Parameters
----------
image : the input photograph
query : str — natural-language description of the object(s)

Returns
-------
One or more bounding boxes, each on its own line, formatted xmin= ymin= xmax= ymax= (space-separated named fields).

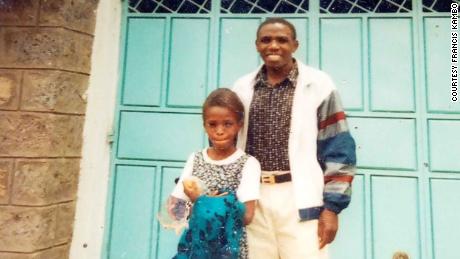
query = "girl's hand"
xmin=243 ymin=200 xmax=256 ymax=225
xmin=183 ymin=180 xmax=202 ymax=202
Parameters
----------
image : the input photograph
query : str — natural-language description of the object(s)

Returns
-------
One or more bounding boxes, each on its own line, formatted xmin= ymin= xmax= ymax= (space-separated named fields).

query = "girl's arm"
xmin=171 ymin=153 xmax=195 ymax=201
xmin=237 ymin=156 xmax=261 ymax=225
xmin=167 ymin=153 xmax=195 ymax=219
xmin=243 ymin=200 xmax=256 ymax=225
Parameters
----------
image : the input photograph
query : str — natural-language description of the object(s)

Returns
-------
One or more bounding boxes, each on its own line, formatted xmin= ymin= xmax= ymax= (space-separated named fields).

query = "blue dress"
xmin=173 ymin=152 xmax=249 ymax=259
xmin=174 ymin=193 xmax=245 ymax=259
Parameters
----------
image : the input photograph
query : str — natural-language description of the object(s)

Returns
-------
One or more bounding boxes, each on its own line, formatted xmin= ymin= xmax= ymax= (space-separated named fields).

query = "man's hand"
xmin=318 ymin=208 xmax=338 ymax=249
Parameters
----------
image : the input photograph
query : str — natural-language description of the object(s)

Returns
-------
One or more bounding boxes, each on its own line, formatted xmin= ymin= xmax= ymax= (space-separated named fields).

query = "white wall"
xmin=70 ymin=0 xmax=121 ymax=258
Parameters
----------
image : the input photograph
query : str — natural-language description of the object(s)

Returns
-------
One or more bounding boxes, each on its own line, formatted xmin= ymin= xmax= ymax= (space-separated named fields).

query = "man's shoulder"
xmin=231 ymin=69 xmax=260 ymax=94
xmin=233 ymin=69 xmax=259 ymax=86
xmin=298 ymin=61 xmax=332 ymax=80
xmin=297 ymin=61 xmax=337 ymax=91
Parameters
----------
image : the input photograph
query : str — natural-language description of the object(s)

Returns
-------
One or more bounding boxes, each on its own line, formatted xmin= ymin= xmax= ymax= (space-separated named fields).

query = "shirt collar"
xmin=255 ymin=59 xmax=298 ymax=88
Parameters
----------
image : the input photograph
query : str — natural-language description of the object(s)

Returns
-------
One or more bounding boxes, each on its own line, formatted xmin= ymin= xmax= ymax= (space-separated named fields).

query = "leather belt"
xmin=260 ymin=173 xmax=292 ymax=184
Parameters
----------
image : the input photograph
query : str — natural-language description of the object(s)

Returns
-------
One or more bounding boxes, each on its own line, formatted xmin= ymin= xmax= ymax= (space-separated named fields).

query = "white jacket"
xmin=233 ymin=61 xmax=345 ymax=220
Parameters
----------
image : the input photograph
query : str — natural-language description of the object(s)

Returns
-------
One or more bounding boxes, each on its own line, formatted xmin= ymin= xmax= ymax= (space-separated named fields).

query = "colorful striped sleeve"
xmin=317 ymin=90 xmax=357 ymax=214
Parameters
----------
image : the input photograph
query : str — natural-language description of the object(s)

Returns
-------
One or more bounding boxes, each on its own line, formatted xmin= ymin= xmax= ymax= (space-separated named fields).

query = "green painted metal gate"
xmin=104 ymin=0 xmax=460 ymax=258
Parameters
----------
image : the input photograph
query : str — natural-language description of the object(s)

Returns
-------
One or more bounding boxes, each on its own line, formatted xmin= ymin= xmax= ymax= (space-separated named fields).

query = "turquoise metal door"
xmin=105 ymin=1 xmax=460 ymax=258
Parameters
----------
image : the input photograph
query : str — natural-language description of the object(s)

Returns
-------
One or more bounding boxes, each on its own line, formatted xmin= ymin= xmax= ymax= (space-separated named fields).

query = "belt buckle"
xmin=261 ymin=175 xmax=275 ymax=184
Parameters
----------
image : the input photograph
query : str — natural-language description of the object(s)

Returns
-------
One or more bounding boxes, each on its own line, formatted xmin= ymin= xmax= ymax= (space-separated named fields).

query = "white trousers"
xmin=246 ymin=180 xmax=329 ymax=259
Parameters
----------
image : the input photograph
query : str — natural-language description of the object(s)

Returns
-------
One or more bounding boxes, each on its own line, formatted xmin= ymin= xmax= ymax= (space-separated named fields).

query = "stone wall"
xmin=0 ymin=0 xmax=99 ymax=258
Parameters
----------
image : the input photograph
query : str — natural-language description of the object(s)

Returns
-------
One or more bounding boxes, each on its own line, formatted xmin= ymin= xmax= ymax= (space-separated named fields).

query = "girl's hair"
xmin=202 ymin=88 xmax=244 ymax=122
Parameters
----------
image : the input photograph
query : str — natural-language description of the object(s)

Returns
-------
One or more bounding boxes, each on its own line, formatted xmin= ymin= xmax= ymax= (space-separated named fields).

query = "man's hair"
xmin=256 ymin=18 xmax=297 ymax=40
xmin=202 ymin=88 xmax=244 ymax=122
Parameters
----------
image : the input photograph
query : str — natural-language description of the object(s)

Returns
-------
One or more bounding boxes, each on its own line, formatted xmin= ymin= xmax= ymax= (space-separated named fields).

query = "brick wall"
xmin=0 ymin=0 xmax=99 ymax=258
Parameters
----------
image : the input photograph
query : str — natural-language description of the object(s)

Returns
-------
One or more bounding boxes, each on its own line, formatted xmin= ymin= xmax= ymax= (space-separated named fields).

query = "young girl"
xmin=166 ymin=88 xmax=261 ymax=259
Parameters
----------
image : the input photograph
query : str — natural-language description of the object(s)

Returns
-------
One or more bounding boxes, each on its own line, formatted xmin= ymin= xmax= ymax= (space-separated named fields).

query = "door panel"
xmin=428 ymin=120 xmax=460 ymax=172
xmin=424 ymin=17 xmax=460 ymax=113
xmin=369 ymin=18 xmax=415 ymax=112
xmin=109 ymin=165 xmax=157 ymax=259
xmin=329 ymin=175 xmax=366 ymax=259
xmin=168 ymin=18 xmax=210 ymax=107
xmin=349 ymin=118 xmax=417 ymax=170
xmin=320 ymin=18 xmax=363 ymax=110
xmin=117 ymin=112 xmax=203 ymax=160
xmin=219 ymin=18 xmax=260 ymax=86
xmin=372 ymin=176 xmax=420 ymax=259
xmin=155 ymin=167 xmax=183 ymax=259
xmin=123 ymin=18 xmax=165 ymax=106
xmin=430 ymin=179 xmax=460 ymax=259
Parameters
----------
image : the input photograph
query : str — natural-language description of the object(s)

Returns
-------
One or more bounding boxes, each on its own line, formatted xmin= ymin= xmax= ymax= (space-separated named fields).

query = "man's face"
xmin=256 ymin=23 xmax=299 ymax=70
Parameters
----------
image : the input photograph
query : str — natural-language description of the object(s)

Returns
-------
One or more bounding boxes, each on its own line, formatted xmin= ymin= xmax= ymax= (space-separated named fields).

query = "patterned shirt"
xmin=246 ymin=61 xmax=298 ymax=171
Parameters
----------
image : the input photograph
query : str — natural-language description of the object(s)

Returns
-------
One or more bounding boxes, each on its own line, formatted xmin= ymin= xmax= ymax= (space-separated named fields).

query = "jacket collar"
xmin=248 ymin=59 xmax=314 ymax=89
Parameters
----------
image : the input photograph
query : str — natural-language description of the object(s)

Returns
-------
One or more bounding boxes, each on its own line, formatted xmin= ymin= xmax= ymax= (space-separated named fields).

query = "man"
xmin=232 ymin=18 xmax=356 ymax=259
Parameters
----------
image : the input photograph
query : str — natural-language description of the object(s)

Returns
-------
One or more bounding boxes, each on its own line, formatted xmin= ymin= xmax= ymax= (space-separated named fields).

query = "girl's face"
xmin=203 ymin=106 xmax=242 ymax=151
